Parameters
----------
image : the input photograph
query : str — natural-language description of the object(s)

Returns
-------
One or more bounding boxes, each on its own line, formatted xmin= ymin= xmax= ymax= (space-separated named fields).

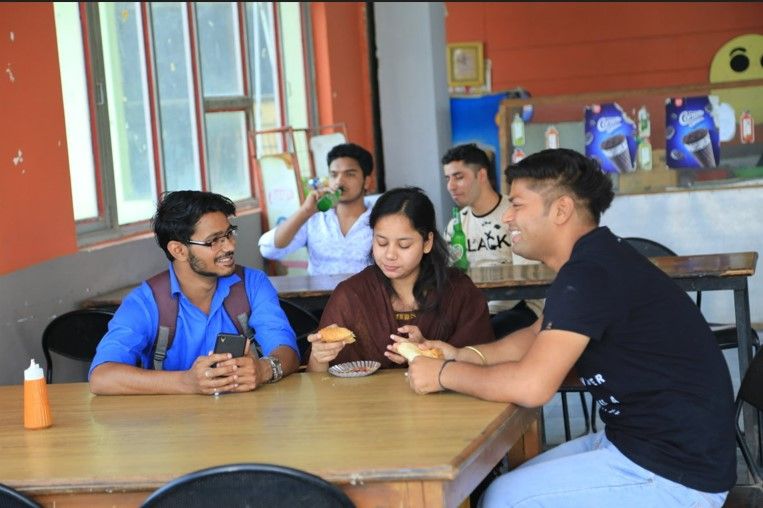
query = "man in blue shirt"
xmin=90 ymin=191 xmax=299 ymax=395
xmin=258 ymin=143 xmax=374 ymax=275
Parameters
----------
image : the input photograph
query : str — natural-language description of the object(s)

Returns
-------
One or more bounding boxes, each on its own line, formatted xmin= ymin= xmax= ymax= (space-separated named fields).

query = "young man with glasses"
xmin=89 ymin=191 xmax=299 ymax=395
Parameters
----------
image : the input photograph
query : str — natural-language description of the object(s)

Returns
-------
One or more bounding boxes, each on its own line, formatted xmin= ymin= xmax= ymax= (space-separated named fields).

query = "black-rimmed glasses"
xmin=186 ymin=225 xmax=238 ymax=249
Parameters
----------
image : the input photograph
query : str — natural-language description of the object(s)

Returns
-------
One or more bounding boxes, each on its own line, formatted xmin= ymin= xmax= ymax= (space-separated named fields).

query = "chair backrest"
xmin=0 ymin=483 xmax=41 ymax=508
xmin=141 ymin=463 xmax=355 ymax=508
xmin=278 ymin=299 xmax=319 ymax=364
xmin=622 ymin=237 xmax=701 ymax=307
xmin=41 ymin=308 xmax=115 ymax=383
xmin=622 ymin=237 xmax=678 ymax=257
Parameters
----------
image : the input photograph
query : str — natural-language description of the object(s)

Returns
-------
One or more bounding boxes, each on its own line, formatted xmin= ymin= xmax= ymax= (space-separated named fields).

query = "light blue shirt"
xmin=258 ymin=197 xmax=375 ymax=275
xmin=89 ymin=264 xmax=297 ymax=375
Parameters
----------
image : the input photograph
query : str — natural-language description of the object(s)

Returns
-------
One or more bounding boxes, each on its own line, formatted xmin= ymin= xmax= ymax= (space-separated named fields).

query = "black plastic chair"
xmin=41 ymin=308 xmax=115 ymax=383
xmin=141 ymin=463 xmax=355 ymax=508
xmin=735 ymin=347 xmax=763 ymax=485
xmin=623 ymin=237 xmax=760 ymax=354
xmin=0 ymin=484 xmax=41 ymax=507
xmin=622 ymin=236 xmax=678 ymax=258
xmin=556 ymin=370 xmax=596 ymax=443
xmin=279 ymin=299 xmax=319 ymax=365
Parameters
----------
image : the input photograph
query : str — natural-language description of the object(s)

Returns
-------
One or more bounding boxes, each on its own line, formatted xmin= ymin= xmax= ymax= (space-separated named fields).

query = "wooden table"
xmin=0 ymin=371 xmax=539 ymax=507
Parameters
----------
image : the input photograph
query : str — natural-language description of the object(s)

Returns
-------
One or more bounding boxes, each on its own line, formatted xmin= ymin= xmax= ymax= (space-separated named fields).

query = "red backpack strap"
xmin=146 ymin=270 xmax=177 ymax=370
xmin=224 ymin=265 xmax=255 ymax=349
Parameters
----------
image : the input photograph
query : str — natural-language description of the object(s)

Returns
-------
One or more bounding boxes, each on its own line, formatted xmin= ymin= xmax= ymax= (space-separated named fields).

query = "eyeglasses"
xmin=186 ymin=226 xmax=238 ymax=249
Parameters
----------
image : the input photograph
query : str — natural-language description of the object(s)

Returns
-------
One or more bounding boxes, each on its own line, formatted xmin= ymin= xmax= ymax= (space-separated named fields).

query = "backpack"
xmin=146 ymin=265 xmax=254 ymax=370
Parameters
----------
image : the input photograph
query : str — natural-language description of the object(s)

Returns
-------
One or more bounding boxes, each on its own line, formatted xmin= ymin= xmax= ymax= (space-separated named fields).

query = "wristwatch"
xmin=264 ymin=355 xmax=283 ymax=383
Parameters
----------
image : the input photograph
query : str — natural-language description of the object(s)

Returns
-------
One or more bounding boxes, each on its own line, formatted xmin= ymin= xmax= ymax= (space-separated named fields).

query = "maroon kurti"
xmin=318 ymin=266 xmax=495 ymax=369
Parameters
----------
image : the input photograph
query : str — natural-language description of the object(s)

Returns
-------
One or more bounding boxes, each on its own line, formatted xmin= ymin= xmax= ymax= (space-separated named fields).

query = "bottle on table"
xmin=449 ymin=207 xmax=469 ymax=271
xmin=24 ymin=359 xmax=52 ymax=430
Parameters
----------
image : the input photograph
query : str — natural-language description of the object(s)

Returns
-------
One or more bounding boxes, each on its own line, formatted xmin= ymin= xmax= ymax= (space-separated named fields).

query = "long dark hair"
xmin=369 ymin=187 xmax=450 ymax=312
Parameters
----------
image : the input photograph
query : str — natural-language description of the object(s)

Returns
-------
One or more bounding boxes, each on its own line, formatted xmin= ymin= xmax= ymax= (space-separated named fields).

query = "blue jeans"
xmin=480 ymin=431 xmax=728 ymax=508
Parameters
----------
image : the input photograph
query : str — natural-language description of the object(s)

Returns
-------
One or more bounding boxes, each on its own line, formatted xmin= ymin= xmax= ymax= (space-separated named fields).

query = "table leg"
xmin=735 ymin=283 xmax=760 ymax=480
xmin=508 ymin=417 xmax=540 ymax=468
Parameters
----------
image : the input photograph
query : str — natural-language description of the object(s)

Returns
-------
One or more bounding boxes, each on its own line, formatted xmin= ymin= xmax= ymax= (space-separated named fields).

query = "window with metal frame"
xmin=54 ymin=2 xmax=311 ymax=246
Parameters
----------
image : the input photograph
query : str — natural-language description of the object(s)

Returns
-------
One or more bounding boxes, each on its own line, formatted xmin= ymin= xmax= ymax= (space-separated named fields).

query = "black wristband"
xmin=438 ymin=359 xmax=455 ymax=391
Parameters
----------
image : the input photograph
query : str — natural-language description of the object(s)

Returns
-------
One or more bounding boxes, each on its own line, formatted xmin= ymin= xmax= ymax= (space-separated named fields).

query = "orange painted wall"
xmin=0 ymin=3 xmax=77 ymax=275
xmin=311 ymin=3 xmax=374 ymax=158
xmin=445 ymin=2 xmax=763 ymax=96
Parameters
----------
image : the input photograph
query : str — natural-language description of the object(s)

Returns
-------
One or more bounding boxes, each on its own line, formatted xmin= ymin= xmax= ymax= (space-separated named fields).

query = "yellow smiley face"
xmin=709 ymin=33 xmax=763 ymax=125
xmin=710 ymin=34 xmax=763 ymax=83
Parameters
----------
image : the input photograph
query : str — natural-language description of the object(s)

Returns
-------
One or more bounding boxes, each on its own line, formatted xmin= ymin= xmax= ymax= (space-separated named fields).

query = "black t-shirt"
xmin=543 ymin=227 xmax=736 ymax=493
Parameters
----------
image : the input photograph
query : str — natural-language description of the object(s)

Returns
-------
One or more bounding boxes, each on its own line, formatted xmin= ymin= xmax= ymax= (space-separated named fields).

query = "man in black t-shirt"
xmin=403 ymin=148 xmax=735 ymax=507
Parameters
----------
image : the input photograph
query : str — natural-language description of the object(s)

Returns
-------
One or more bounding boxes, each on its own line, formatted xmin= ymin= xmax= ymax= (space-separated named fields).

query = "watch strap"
xmin=265 ymin=355 xmax=283 ymax=383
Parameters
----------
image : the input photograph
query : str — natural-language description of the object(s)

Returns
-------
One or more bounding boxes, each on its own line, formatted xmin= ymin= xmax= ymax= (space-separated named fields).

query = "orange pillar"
xmin=310 ymin=2 xmax=374 ymax=155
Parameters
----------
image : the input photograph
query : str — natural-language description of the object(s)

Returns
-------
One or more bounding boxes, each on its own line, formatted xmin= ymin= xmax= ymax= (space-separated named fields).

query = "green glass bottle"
xmin=450 ymin=207 xmax=469 ymax=271
xmin=316 ymin=188 xmax=342 ymax=212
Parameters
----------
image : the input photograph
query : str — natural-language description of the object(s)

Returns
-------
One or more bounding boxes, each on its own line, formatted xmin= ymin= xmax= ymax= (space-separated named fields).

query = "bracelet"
xmin=438 ymin=359 xmax=455 ymax=391
xmin=464 ymin=346 xmax=487 ymax=365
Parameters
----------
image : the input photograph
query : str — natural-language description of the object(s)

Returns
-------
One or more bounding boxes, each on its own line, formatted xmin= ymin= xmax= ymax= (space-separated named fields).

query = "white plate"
xmin=328 ymin=361 xmax=381 ymax=378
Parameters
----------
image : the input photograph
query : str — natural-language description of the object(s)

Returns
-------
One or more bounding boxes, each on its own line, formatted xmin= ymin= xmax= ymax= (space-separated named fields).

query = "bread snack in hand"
xmin=318 ymin=325 xmax=356 ymax=344
xmin=396 ymin=342 xmax=444 ymax=363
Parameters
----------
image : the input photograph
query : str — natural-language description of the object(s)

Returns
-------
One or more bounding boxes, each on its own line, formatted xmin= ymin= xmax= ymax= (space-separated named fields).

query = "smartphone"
xmin=213 ymin=333 xmax=248 ymax=359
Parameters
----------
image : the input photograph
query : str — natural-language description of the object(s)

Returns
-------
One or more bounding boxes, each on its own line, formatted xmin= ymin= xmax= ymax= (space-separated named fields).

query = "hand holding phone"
xmin=213 ymin=333 xmax=248 ymax=365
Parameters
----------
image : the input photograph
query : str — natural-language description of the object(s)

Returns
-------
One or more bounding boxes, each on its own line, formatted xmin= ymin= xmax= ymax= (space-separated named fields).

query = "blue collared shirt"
xmin=258 ymin=197 xmax=375 ymax=275
xmin=89 ymin=264 xmax=297 ymax=375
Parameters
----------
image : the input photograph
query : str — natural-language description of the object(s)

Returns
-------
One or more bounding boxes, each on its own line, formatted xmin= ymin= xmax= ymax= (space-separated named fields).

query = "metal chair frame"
xmin=736 ymin=347 xmax=763 ymax=485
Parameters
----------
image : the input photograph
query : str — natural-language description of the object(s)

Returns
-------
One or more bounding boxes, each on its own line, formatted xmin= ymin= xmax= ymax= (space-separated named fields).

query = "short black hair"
xmin=153 ymin=190 xmax=236 ymax=261
xmin=327 ymin=143 xmax=373 ymax=177
xmin=506 ymin=148 xmax=614 ymax=224
xmin=441 ymin=143 xmax=491 ymax=171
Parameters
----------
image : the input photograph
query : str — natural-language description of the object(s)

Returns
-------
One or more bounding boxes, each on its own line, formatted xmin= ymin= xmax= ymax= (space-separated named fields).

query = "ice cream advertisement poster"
xmin=665 ymin=96 xmax=720 ymax=169
xmin=584 ymin=103 xmax=637 ymax=174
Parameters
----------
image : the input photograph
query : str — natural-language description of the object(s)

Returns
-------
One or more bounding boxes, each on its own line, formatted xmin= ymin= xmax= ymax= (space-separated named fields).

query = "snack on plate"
xmin=318 ymin=325 xmax=356 ymax=344
xmin=396 ymin=342 xmax=444 ymax=362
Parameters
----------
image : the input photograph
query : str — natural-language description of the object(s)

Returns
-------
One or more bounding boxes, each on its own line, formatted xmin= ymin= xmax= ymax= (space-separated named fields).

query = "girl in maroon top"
xmin=306 ymin=187 xmax=494 ymax=371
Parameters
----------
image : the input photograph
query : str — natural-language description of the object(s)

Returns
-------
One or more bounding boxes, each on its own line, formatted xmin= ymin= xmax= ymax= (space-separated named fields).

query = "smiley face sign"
xmin=709 ymin=34 xmax=763 ymax=124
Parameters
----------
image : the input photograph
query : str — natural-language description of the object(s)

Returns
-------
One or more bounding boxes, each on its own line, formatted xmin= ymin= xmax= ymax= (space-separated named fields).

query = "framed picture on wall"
xmin=446 ymin=42 xmax=485 ymax=88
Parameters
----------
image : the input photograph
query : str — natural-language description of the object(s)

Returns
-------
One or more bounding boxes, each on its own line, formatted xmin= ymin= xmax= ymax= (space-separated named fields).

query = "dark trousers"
xmin=489 ymin=300 xmax=537 ymax=339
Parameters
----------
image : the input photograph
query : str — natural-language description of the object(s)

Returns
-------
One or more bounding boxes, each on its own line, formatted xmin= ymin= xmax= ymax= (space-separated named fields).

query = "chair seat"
xmin=555 ymin=368 xmax=596 ymax=442
xmin=559 ymin=370 xmax=585 ymax=391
